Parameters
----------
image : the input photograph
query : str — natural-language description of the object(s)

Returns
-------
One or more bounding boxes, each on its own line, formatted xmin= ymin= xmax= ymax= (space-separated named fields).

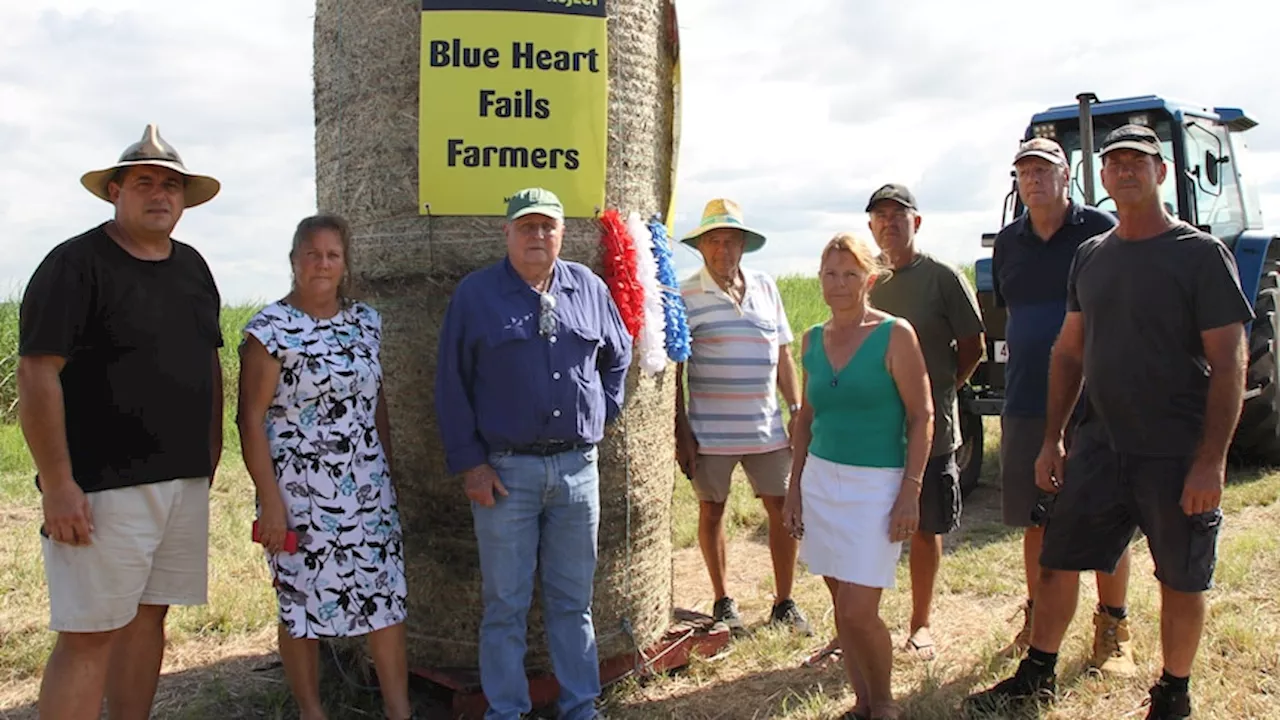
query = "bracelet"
xmin=788 ymin=403 xmax=801 ymax=414
xmin=902 ymin=475 xmax=924 ymax=486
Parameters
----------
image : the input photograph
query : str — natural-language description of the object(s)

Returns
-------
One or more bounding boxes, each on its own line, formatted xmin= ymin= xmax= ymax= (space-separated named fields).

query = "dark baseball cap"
xmin=505 ymin=187 xmax=564 ymax=221
xmin=865 ymin=183 xmax=917 ymax=212
xmin=1100 ymin=124 xmax=1162 ymax=157
xmin=1013 ymin=137 xmax=1067 ymax=167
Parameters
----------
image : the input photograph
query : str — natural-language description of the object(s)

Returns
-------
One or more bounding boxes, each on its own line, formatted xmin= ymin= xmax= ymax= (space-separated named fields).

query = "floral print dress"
xmin=243 ymin=300 xmax=407 ymax=639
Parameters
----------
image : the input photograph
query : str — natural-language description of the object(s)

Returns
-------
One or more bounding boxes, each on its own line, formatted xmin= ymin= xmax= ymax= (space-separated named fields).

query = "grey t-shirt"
xmin=870 ymin=253 xmax=986 ymax=456
xmin=1067 ymin=222 xmax=1254 ymax=456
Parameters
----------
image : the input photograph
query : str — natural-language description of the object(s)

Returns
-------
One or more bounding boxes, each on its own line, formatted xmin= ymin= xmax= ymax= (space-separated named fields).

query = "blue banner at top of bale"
xmin=312 ymin=0 xmax=679 ymax=673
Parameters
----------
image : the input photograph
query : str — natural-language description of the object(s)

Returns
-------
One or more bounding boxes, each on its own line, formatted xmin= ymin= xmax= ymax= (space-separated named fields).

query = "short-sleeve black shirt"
xmin=19 ymin=224 xmax=223 ymax=492
xmin=1067 ymin=222 xmax=1254 ymax=456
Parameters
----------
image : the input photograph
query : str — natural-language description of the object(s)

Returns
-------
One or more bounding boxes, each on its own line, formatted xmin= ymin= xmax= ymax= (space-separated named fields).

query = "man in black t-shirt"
xmin=967 ymin=126 xmax=1253 ymax=720
xmin=19 ymin=125 xmax=223 ymax=720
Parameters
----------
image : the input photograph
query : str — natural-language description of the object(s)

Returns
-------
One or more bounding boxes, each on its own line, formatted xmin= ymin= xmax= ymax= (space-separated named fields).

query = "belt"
xmin=509 ymin=440 xmax=592 ymax=457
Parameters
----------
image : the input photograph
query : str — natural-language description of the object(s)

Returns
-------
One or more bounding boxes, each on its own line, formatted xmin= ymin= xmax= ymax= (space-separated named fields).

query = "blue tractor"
xmin=960 ymin=93 xmax=1279 ymax=496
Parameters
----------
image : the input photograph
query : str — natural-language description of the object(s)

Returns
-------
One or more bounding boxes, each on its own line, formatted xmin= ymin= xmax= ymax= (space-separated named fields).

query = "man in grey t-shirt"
xmin=866 ymin=184 xmax=985 ymax=661
xmin=967 ymin=125 xmax=1253 ymax=720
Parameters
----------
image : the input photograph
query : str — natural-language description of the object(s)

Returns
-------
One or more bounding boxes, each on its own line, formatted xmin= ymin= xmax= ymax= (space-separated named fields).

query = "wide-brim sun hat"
xmin=80 ymin=124 xmax=221 ymax=208
xmin=680 ymin=198 xmax=766 ymax=253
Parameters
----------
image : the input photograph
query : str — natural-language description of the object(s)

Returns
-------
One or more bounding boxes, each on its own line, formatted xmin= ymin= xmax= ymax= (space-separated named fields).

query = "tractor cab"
xmin=999 ymin=95 xmax=1265 ymax=247
xmin=958 ymin=94 xmax=1280 ymax=495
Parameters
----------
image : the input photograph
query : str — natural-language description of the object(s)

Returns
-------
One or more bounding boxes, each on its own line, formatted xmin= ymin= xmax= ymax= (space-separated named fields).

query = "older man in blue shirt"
xmin=435 ymin=187 xmax=632 ymax=720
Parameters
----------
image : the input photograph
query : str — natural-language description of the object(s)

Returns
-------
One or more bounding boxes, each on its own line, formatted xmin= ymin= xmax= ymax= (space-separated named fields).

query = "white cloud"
xmin=3 ymin=0 xmax=1279 ymax=303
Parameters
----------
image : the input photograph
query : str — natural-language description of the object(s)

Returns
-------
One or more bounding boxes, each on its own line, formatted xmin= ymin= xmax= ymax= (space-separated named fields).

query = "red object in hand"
xmin=252 ymin=520 xmax=299 ymax=553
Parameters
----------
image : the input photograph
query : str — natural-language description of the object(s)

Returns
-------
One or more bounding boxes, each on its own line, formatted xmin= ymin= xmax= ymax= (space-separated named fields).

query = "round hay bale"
xmin=312 ymin=0 xmax=678 ymax=671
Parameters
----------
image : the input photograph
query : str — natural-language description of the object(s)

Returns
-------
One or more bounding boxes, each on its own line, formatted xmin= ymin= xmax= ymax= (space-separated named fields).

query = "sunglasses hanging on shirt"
xmin=539 ymin=292 xmax=558 ymax=338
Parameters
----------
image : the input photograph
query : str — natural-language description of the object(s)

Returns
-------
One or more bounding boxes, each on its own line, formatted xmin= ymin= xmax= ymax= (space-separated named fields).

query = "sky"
xmin=3 ymin=0 xmax=1279 ymax=302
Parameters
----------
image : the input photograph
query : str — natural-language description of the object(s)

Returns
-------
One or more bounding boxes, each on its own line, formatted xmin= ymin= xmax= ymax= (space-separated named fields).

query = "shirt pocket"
xmin=482 ymin=322 xmax=536 ymax=376
xmin=743 ymin=312 xmax=780 ymax=363
xmin=562 ymin=322 xmax=602 ymax=381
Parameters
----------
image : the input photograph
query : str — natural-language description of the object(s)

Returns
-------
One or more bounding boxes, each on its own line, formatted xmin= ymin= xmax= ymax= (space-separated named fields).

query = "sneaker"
xmin=963 ymin=657 xmax=1056 ymax=715
xmin=712 ymin=596 xmax=745 ymax=635
xmin=770 ymin=598 xmax=813 ymax=636
xmin=1091 ymin=608 xmax=1138 ymax=677
xmin=1145 ymin=680 xmax=1192 ymax=719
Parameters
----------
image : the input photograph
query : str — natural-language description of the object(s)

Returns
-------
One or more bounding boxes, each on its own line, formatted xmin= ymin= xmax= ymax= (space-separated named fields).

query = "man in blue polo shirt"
xmin=435 ymin=187 xmax=633 ymax=720
xmin=991 ymin=138 xmax=1135 ymax=674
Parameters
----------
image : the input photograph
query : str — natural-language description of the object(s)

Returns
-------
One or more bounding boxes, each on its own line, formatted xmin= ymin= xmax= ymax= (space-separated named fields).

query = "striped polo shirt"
xmin=681 ymin=267 xmax=794 ymax=455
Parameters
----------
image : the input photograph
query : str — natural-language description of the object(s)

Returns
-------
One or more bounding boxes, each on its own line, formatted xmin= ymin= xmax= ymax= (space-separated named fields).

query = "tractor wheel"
xmin=1232 ymin=276 xmax=1280 ymax=464
xmin=957 ymin=408 xmax=985 ymax=498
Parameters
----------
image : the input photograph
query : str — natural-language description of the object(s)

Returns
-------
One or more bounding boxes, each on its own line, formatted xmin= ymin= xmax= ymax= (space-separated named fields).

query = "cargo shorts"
xmin=1040 ymin=427 xmax=1221 ymax=593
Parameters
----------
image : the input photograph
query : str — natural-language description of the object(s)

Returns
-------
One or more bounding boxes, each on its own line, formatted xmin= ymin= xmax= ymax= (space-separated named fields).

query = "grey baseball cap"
xmin=865 ymin=183 xmax=917 ymax=212
xmin=1100 ymin=125 xmax=1162 ymax=157
xmin=1013 ymin=137 xmax=1068 ymax=166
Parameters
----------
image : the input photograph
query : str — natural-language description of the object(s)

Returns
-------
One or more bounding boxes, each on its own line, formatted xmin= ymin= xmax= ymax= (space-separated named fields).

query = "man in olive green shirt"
xmin=867 ymin=183 xmax=985 ymax=660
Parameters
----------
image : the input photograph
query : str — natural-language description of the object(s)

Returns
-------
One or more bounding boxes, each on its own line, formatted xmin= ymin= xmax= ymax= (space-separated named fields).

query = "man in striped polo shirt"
xmin=674 ymin=198 xmax=811 ymax=636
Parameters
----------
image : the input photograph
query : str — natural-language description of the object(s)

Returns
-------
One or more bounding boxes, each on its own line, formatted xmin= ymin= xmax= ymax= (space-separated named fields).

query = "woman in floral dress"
xmin=238 ymin=215 xmax=411 ymax=720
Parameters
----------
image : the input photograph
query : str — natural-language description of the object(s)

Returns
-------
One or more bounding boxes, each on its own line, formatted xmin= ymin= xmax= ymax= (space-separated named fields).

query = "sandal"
xmin=802 ymin=638 xmax=843 ymax=668
xmin=903 ymin=627 xmax=936 ymax=661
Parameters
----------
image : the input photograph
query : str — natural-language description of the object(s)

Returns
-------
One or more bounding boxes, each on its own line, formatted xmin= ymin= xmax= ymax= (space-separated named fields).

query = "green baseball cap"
xmin=505 ymin=187 xmax=565 ymax=222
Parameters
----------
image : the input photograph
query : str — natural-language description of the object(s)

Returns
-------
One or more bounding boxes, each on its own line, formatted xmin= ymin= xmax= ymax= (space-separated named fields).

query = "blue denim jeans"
xmin=472 ymin=445 xmax=601 ymax=720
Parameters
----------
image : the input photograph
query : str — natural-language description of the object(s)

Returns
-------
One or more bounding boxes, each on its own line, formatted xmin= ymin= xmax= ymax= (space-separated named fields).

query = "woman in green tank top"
xmin=782 ymin=233 xmax=934 ymax=720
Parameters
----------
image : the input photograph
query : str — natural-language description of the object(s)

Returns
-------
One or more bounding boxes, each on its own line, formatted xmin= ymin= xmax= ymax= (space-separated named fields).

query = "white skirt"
xmin=799 ymin=454 xmax=904 ymax=589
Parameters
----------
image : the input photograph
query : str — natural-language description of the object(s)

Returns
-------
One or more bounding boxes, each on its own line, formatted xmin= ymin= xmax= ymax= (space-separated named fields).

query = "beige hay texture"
xmin=313 ymin=0 xmax=679 ymax=671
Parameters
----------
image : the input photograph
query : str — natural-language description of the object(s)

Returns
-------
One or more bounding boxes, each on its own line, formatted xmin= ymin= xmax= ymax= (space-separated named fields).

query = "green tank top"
xmin=803 ymin=319 xmax=907 ymax=468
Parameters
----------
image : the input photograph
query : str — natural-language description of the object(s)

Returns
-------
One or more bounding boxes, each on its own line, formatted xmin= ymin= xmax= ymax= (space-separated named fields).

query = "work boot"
xmin=963 ymin=657 xmax=1056 ymax=715
xmin=1091 ymin=608 xmax=1138 ymax=677
xmin=1145 ymin=679 xmax=1192 ymax=719
xmin=770 ymin=598 xmax=813 ymax=636
xmin=712 ymin=596 xmax=745 ymax=635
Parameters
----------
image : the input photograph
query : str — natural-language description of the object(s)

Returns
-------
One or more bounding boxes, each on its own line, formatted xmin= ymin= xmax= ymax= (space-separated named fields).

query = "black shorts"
xmin=919 ymin=452 xmax=961 ymax=535
xmin=1039 ymin=427 xmax=1223 ymax=593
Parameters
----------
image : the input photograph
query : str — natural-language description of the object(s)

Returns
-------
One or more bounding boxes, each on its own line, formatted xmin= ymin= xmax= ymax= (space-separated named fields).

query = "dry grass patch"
xmin=3 ymin=417 xmax=1280 ymax=718
xmin=601 ymin=467 xmax=1280 ymax=720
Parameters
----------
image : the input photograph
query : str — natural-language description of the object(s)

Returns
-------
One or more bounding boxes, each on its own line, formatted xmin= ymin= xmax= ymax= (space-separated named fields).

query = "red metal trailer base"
xmin=411 ymin=609 xmax=731 ymax=719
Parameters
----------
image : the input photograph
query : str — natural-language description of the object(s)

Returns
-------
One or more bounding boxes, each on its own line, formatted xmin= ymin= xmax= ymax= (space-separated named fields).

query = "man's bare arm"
xmin=210 ymin=350 xmax=224 ymax=483
xmin=776 ymin=345 xmax=802 ymax=411
xmin=954 ymin=333 xmax=984 ymax=389
xmin=19 ymin=354 xmax=94 ymax=545
xmin=18 ymin=355 xmax=72 ymax=487
xmin=1195 ymin=323 xmax=1247 ymax=465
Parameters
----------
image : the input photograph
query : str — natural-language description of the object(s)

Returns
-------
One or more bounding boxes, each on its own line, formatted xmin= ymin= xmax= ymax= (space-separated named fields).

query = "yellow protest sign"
xmin=418 ymin=0 xmax=608 ymax=217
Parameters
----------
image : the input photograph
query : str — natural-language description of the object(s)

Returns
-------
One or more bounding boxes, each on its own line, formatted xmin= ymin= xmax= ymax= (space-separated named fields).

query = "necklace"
xmin=827 ymin=310 xmax=873 ymax=388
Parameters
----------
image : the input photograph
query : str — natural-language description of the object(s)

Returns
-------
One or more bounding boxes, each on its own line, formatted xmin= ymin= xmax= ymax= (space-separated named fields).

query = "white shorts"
xmin=42 ymin=477 xmax=210 ymax=633
xmin=798 ymin=454 xmax=903 ymax=589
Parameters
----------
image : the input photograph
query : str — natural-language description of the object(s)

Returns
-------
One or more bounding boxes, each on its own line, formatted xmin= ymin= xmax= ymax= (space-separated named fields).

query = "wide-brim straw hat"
xmin=680 ymin=198 xmax=766 ymax=253
xmin=80 ymin=124 xmax=221 ymax=208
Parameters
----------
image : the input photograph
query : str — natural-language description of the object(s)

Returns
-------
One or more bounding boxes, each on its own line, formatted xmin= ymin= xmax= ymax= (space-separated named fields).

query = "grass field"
xmin=2 ymin=278 xmax=1279 ymax=719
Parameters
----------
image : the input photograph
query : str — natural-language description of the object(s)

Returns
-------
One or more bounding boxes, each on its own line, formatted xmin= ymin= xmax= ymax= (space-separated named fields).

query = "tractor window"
xmin=1231 ymin=133 xmax=1266 ymax=231
xmin=1184 ymin=121 xmax=1246 ymax=238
